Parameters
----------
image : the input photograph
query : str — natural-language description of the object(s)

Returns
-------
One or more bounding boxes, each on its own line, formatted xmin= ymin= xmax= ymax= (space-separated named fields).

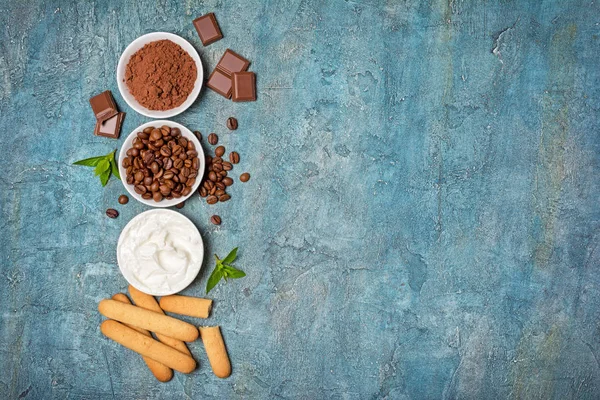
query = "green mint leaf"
xmin=100 ymin=169 xmax=111 ymax=187
xmin=94 ymin=159 xmax=110 ymax=176
xmin=206 ymin=267 xmax=224 ymax=294
xmin=221 ymin=247 xmax=238 ymax=265
xmin=110 ymin=158 xmax=121 ymax=180
xmin=73 ymin=155 xmax=106 ymax=167
xmin=223 ymin=265 xmax=246 ymax=279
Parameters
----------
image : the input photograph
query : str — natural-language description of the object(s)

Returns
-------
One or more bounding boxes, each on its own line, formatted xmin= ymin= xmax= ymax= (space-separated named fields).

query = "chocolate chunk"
xmin=193 ymin=13 xmax=223 ymax=46
xmin=90 ymin=91 xmax=118 ymax=123
xmin=216 ymin=49 xmax=250 ymax=76
xmin=232 ymin=72 xmax=256 ymax=102
xmin=207 ymin=69 xmax=233 ymax=98
xmin=94 ymin=112 xmax=125 ymax=139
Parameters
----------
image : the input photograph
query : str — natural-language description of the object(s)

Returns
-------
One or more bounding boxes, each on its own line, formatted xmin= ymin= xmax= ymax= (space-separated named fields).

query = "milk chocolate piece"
xmin=231 ymin=72 xmax=256 ymax=102
xmin=94 ymin=112 xmax=125 ymax=139
xmin=206 ymin=69 xmax=232 ymax=98
xmin=90 ymin=91 xmax=118 ymax=123
xmin=216 ymin=49 xmax=250 ymax=76
xmin=193 ymin=13 xmax=223 ymax=46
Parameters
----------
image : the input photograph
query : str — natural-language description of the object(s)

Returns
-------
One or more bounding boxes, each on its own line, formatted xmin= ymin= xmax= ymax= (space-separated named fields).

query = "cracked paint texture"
xmin=1 ymin=0 xmax=600 ymax=399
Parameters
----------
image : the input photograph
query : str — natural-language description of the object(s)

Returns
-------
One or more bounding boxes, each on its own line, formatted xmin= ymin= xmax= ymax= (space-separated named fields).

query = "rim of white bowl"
xmin=118 ymin=120 xmax=205 ymax=207
xmin=117 ymin=209 xmax=204 ymax=296
xmin=116 ymin=32 xmax=203 ymax=119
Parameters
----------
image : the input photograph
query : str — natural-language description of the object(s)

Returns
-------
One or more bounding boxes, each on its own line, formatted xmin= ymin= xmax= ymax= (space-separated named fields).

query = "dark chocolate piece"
xmin=90 ymin=91 xmax=118 ymax=123
xmin=207 ymin=69 xmax=232 ymax=98
xmin=231 ymin=72 xmax=256 ymax=102
xmin=193 ymin=13 xmax=223 ymax=46
xmin=94 ymin=112 xmax=125 ymax=139
xmin=216 ymin=49 xmax=250 ymax=76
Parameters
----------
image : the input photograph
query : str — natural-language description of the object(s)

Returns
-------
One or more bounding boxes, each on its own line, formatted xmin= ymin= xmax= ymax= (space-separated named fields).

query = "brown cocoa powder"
xmin=125 ymin=40 xmax=197 ymax=111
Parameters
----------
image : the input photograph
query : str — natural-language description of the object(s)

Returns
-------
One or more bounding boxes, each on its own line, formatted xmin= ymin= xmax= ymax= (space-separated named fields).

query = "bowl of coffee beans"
xmin=118 ymin=121 xmax=205 ymax=207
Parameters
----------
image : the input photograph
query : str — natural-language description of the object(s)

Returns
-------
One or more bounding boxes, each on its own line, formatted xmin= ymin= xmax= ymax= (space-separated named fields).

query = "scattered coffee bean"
xmin=211 ymin=215 xmax=222 ymax=225
xmin=208 ymin=133 xmax=218 ymax=145
xmin=118 ymin=195 xmax=129 ymax=205
xmin=194 ymin=130 xmax=202 ymax=141
xmin=240 ymin=172 xmax=250 ymax=182
xmin=229 ymin=152 xmax=240 ymax=164
xmin=222 ymin=177 xmax=233 ymax=186
xmin=207 ymin=195 xmax=218 ymax=204
xmin=106 ymin=209 xmax=119 ymax=219
xmin=226 ymin=117 xmax=238 ymax=130
xmin=199 ymin=187 xmax=208 ymax=197
xmin=176 ymin=201 xmax=185 ymax=209
xmin=219 ymin=194 xmax=231 ymax=202
xmin=215 ymin=146 xmax=225 ymax=157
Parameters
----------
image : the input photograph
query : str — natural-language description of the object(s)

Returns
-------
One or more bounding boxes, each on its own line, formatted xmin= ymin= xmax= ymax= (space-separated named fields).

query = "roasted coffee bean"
xmin=187 ymin=141 xmax=195 ymax=150
xmin=172 ymin=145 xmax=183 ymax=156
xmin=209 ymin=186 xmax=217 ymax=195
xmin=134 ymin=171 xmax=144 ymax=182
xmin=173 ymin=175 xmax=180 ymax=183
xmin=226 ymin=117 xmax=238 ymax=130
xmin=143 ymin=127 xmax=154 ymax=134
xmin=154 ymin=169 xmax=164 ymax=179
xmin=143 ymin=176 xmax=153 ymax=186
xmin=218 ymin=194 xmax=231 ymax=202
xmin=222 ymin=177 xmax=234 ymax=186
xmin=163 ymin=171 xmax=174 ymax=180
xmin=172 ymin=191 xmax=182 ymax=199
xmin=222 ymin=162 xmax=233 ymax=171
xmin=240 ymin=172 xmax=251 ymax=182
xmin=133 ymin=158 xmax=141 ymax=169
xmin=208 ymin=133 xmax=218 ymax=145
xmin=179 ymin=152 xmax=187 ymax=160
xmin=182 ymin=187 xmax=191 ymax=196
xmin=150 ymin=129 xmax=162 ymax=141
xmin=169 ymin=167 xmax=180 ymax=175
xmin=213 ymin=156 xmax=223 ymax=163
xmin=164 ymin=158 xmax=173 ymax=170
xmin=133 ymin=141 xmax=144 ymax=150
xmin=215 ymin=181 xmax=226 ymax=190
xmin=118 ymin=195 xmax=129 ymax=205
xmin=181 ymin=167 xmax=190 ymax=178
xmin=131 ymin=148 xmax=139 ymax=157
xmin=174 ymin=159 xmax=184 ymax=169
xmin=192 ymin=157 xmax=199 ymax=170
xmin=215 ymin=189 xmax=225 ymax=197
xmin=138 ymin=131 xmax=150 ymax=140
xmin=206 ymin=155 xmax=213 ymax=165
xmin=194 ymin=130 xmax=202 ymax=141
xmin=134 ymin=184 xmax=147 ymax=194
xmin=143 ymin=152 xmax=155 ymax=165
xmin=175 ymin=201 xmax=185 ymax=209
xmin=142 ymin=192 xmax=153 ymax=200
xmin=211 ymin=215 xmax=222 ymax=225
xmin=154 ymin=139 xmax=164 ymax=148
xmin=160 ymin=146 xmax=171 ymax=157
xmin=229 ymin=152 xmax=240 ymax=164
xmin=184 ymin=159 xmax=192 ymax=168
xmin=179 ymin=174 xmax=187 ymax=185
xmin=219 ymin=170 xmax=228 ymax=177
xmin=208 ymin=171 xmax=217 ymax=182
xmin=213 ymin=163 xmax=223 ymax=172
xmin=206 ymin=195 xmax=218 ymax=204
xmin=126 ymin=166 xmax=133 ymax=176
xmin=122 ymin=158 xmax=131 ymax=168
xmin=159 ymin=185 xmax=171 ymax=196
xmin=186 ymin=177 xmax=196 ymax=188
xmin=187 ymin=150 xmax=198 ymax=158
xmin=126 ymin=175 xmax=134 ymax=184
xmin=106 ymin=209 xmax=119 ymax=218
xmin=199 ymin=187 xmax=208 ymax=197
xmin=165 ymin=179 xmax=175 ymax=189
xmin=179 ymin=138 xmax=188 ymax=148
xmin=150 ymin=162 xmax=160 ymax=174
xmin=204 ymin=180 xmax=214 ymax=190
xmin=150 ymin=181 xmax=159 ymax=192
xmin=215 ymin=146 xmax=225 ymax=157
xmin=161 ymin=125 xmax=170 ymax=135
xmin=166 ymin=195 xmax=174 ymax=200
xmin=153 ymin=192 xmax=163 ymax=202
xmin=170 ymin=127 xmax=180 ymax=137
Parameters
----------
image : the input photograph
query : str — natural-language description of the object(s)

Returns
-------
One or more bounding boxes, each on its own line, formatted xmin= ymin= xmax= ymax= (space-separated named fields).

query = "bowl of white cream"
xmin=117 ymin=209 xmax=204 ymax=296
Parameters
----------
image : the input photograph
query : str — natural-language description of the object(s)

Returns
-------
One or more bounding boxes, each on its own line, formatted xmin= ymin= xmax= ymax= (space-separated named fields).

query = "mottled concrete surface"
xmin=1 ymin=0 xmax=600 ymax=399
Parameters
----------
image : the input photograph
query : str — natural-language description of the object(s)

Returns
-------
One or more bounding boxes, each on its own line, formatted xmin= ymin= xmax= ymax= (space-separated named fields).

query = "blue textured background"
xmin=2 ymin=0 xmax=600 ymax=399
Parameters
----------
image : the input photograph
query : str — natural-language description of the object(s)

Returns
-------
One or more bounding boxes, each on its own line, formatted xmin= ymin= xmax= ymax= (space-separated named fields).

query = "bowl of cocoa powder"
xmin=117 ymin=32 xmax=203 ymax=118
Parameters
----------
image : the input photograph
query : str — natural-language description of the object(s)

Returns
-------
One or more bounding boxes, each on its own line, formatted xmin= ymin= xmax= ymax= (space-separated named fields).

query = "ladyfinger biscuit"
xmin=101 ymin=320 xmax=196 ymax=374
xmin=159 ymin=295 xmax=213 ymax=319
xmin=128 ymin=285 xmax=191 ymax=356
xmin=199 ymin=326 xmax=231 ymax=378
xmin=111 ymin=294 xmax=173 ymax=382
xmin=98 ymin=299 xmax=199 ymax=342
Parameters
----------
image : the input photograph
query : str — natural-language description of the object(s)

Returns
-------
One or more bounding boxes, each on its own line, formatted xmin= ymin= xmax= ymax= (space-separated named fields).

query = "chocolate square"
xmin=231 ymin=72 xmax=256 ymax=102
xmin=216 ymin=49 xmax=250 ymax=76
xmin=206 ymin=69 xmax=233 ymax=98
xmin=89 ymin=90 xmax=118 ymax=123
xmin=94 ymin=112 xmax=125 ymax=139
xmin=193 ymin=13 xmax=223 ymax=46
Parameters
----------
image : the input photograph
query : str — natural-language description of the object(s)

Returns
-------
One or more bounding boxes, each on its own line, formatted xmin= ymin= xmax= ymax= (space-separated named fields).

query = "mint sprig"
xmin=206 ymin=247 xmax=246 ymax=293
xmin=73 ymin=150 xmax=120 ymax=187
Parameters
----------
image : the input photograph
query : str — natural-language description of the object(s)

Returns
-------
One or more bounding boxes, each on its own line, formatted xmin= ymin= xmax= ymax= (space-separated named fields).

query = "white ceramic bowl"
xmin=118 ymin=120 xmax=205 ymax=207
xmin=116 ymin=32 xmax=203 ymax=118
xmin=117 ymin=209 xmax=204 ymax=296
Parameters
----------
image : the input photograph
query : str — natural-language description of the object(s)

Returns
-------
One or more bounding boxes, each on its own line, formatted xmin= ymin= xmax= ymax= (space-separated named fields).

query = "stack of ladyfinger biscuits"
xmin=98 ymin=285 xmax=231 ymax=382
